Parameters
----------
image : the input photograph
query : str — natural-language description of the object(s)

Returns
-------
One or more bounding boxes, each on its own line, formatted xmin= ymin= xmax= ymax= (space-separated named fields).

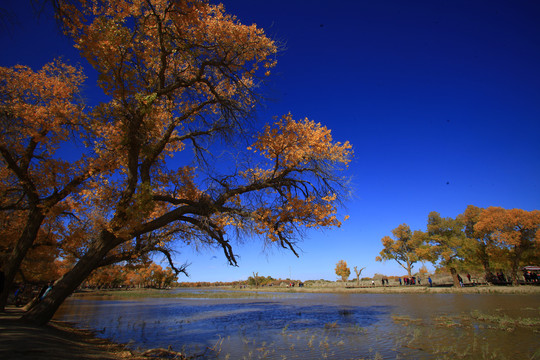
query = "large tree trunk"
xmin=482 ymin=260 xmax=496 ymax=284
xmin=21 ymin=231 xmax=116 ymax=325
xmin=0 ymin=208 xmax=45 ymax=311
xmin=449 ymin=267 xmax=461 ymax=288
xmin=477 ymin=243 xmax=495 ymax=284
xmin=509 ymin=249 xmax=522 ymax=286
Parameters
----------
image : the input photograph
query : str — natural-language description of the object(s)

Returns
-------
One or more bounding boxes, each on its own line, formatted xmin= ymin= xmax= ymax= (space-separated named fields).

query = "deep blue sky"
xmin=1 ymin=0 xmax=539 ymax=281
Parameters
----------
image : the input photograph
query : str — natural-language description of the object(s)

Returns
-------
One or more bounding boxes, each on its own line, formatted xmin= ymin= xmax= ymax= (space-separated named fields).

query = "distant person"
xmin=371 ymin=280 xmax=375 ymax=286
xmin=428 ymin=277 xmax=432 ymax=287
xmin=39 ymin=281 xmax=53 ymax=301
xmin=467 ymin=273 xmax=471 ymax=282
xmin=14 ymin=284 xmax=25 ymax=307
xmin=398 ymin=278 xmax=402 ymax=286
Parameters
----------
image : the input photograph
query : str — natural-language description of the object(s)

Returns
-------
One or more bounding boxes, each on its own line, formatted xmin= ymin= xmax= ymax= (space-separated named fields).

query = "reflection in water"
xmin=55 ymin=292 xmax=540 ymax=359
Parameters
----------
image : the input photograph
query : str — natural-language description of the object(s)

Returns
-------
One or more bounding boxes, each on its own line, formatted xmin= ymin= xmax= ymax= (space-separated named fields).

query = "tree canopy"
xmin=375 ymin=223 xmax=424 ymax=277
xmin=380 ymin=206 xmax=540 ymax=287
xmin=335 ymin=260 xmax=350 ymax=282
xmin=0 ymin=0 xmax=352 ymax=325
xmin=474 ymin=207 xmax=540 ymax=285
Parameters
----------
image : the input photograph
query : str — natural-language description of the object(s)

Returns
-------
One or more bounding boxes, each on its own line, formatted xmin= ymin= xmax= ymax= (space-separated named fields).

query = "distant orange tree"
xmin=335 ymin=260 xmax=350 ymax=282
xmin=412 ymin=206 xmax=539 ymax=286
xmin=85 ymin=262 xmax=177 ymax=289
xmin=461 ymin=205 xmax=498 ymax=282
xmin=474 ymin=207 xmax=540 ymax=285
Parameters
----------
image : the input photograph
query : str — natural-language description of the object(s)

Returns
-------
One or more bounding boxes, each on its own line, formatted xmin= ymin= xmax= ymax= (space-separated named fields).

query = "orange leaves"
xmin=63 ymin=0 xmax=277 ymax=108
xmin=1 ymin=0 xmax=353 ymax=291
xmin=244 ymin=192 xmax=342 ymax=244
xmin=253 ymin=114 xmax=352 ymax=169
xmin=216 ymin=113 xmax=353 ymax=248
xmin=335 ymin=260 xmax=351 ymax=281
xmin=0 ymin=60 xmax=85 ymax=152
xmin=474 ymin=207 xmax=540 ymax=248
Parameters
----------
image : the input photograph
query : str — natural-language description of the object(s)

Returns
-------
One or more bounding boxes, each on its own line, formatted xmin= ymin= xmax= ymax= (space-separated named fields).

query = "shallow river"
xmin=55 ymin=290 xmax=540 ymax=359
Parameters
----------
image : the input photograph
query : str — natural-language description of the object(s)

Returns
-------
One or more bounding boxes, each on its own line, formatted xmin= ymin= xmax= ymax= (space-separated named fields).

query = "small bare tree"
xmin=354 ymin=266 xmax=365 ymax=286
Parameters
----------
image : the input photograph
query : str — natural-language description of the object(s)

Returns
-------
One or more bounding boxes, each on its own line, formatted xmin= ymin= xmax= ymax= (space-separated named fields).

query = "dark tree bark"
xmin=0 ymin=208 xmax=45 ymax=311
xmin=21 ymin=230 xmax=116 ymax=325
xmin=449 ymin=267 xmax=461 ymax=288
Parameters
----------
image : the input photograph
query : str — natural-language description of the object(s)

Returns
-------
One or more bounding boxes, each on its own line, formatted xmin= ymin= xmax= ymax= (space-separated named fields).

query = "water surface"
xmin=55 ymin=290 xmax=540 ymax=359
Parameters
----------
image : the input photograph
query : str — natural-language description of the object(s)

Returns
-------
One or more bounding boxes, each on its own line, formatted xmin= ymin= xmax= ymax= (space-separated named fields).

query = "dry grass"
xmin=234 ymin=284 xmax=540 ymax=295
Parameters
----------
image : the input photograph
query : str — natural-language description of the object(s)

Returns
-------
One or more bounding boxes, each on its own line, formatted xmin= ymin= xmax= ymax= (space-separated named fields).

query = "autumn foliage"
xmin=0 ymin=0 xmax=352 ymax=325
xmin=376 ymin=223 xmax=423 ymax=277
xmin=85 ymin=262 xmax=178 ymax=289
xmin=377 ymin=206 xmax=540 ymax=286
xmin=474 ymin=207 xmax=540 ymax=284
xmin=335 ymin=260 xmax=350 ymax=282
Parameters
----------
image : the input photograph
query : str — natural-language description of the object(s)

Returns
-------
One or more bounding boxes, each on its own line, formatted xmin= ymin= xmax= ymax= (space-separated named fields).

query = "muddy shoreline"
xmin=0 ymin=307 xmax=185 ymax=360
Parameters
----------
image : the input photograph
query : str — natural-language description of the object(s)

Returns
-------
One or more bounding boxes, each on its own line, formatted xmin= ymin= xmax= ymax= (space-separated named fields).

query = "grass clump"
xmin=324 ymin=321 xmax=338 ymax=330
xmin=391 ymin=314 xmax=423 ymax=325
xmin=470 ymin=310 xmax=540 ymax=330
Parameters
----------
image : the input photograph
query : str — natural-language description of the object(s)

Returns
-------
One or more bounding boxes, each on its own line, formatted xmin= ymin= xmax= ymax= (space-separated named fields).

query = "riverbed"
xmin=55 ymin=289 xmax=540 ymax=359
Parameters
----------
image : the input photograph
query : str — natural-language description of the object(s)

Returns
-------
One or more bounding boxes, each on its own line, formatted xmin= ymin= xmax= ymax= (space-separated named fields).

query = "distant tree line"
xmin=83 ymin=262 xmax=178 ymax=289
xmin=175 ymin=273 xmax=301 ymax=288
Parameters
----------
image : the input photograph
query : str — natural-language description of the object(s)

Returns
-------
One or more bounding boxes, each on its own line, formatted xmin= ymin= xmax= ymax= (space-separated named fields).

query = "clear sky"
xmin=1 ymin=0 xmax=539 ymax=282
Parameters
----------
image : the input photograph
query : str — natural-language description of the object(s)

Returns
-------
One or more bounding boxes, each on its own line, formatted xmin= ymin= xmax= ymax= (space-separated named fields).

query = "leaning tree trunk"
xmin=21 ymin=232 xmax=116 ymax=325
xmin=0 ymin=209 xmax=45 ymax=311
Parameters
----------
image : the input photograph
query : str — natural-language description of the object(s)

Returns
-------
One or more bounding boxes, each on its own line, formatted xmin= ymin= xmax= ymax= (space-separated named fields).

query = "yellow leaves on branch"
xmin=252 ymin=113 xmax=352 ymax=169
